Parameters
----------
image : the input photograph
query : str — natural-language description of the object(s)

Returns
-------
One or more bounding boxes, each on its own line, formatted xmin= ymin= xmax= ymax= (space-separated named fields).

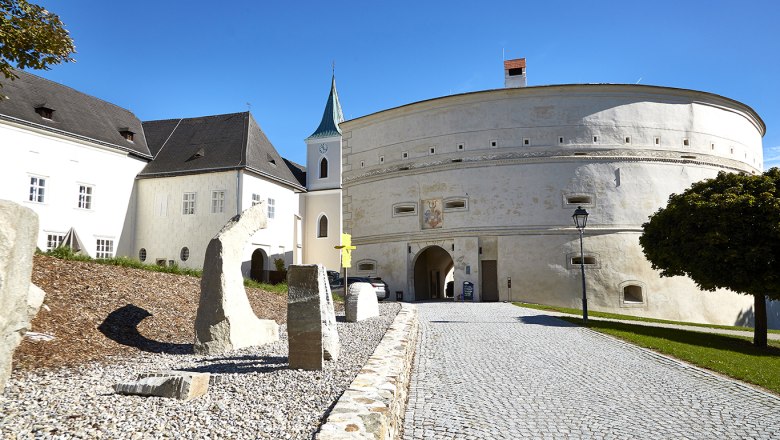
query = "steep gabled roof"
xmin=139 ymin=112 xmax=305 ymax=190
xmin=0 ymin=70 xmax=151 ymax=158
xmin=307 ymin=75 xmax=344 ymax=140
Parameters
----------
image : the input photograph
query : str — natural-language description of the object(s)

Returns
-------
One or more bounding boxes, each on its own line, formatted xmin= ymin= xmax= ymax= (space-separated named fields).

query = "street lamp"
xmin=572 ymin=206 xmax=589 ymax=324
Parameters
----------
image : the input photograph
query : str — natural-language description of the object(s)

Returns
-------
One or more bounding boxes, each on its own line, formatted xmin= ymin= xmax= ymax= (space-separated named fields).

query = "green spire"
xmin=307 ymin=75 xmax=344 ymax=140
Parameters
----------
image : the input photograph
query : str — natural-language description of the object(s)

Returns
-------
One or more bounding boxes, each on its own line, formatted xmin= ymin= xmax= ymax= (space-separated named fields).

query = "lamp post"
xmin=572 ymin=206 xmax=589 ymax=324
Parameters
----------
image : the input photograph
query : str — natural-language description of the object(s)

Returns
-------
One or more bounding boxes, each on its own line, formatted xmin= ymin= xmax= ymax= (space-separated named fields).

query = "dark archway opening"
xmin=413 ymin=246 xmax=454 ymax=301
xmin=250 ymin=248 xmax=267 ymax=283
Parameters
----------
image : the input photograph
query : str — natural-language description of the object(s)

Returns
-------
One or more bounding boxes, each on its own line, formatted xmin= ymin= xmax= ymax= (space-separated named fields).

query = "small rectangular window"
xmin=566 ymin=195 xmax=593 ymax=206
xmin=624 ymin=136 xmax=631 ymax=145
xmin=211 ymin=190 xmax=225 ymax=213
xmin=28 ymin=176 xmax=46 ymax=203
xmin=710 ymin=143 xmax=715 ymax=150
xmin=444 ymin=199 xmax=467 ymax=210
xmin=571 ymin=256 xmax=597 ymax=265
xmin=683 ymin=138 xmax=689 ymax=147
xmin=251 ymin=193 xmax=262 ymax=206
xmin=593 ymin=136 xmax=599 ymax=143
xmin=46 ymin=233 xmax=64 ymax=251
xmin=78 ymin=185 xmax=93 ymax=209
xmin=393 ymin=203 xmax=417 ymax=216
xmin=654 ymin=136 xmax=661 ymax=145
xmin=379 ymin=156 xmax=384 ymax=164
xmin=429 ymin=147 xmax=436 ymax=155
xmin=267 ymin=198 xmax=275 ymax=219
xmin=457 ymin=143 xmax=465 ymax=150
xmin=402 ymin=151 xmax=408 ymax=159
xmin=360 ymin=160 xmax=365 ymax=168
xmin=490 ymin=140 xmax=498 ymax=147
xmin=182 ymin=192 xmax=196 ymax=215
xmin=558 ymin=137 xmax=564 ymax=145
xmin=523 ymin=138 xmax=530 ymax=146
xmin=96 ymin=238 xmax=114 ymax=259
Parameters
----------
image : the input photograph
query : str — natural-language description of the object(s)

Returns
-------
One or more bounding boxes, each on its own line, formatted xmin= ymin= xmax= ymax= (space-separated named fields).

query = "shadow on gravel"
xmin=515 ymin=315 xmax=576 ymax=327
xmin=98 ymin=304 xmax=194 ymax=354
xmin=181 ymin=356 xmax=287 ymax=374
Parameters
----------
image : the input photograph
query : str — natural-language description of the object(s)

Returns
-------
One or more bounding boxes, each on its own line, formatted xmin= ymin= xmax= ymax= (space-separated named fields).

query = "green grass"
xmin=557 ymin=316 xmax=780 ymax=395
xmin=513 ymin=301 xmax=780 ymax=334
xmin=43 ymin=246 xmax=287 ymax=293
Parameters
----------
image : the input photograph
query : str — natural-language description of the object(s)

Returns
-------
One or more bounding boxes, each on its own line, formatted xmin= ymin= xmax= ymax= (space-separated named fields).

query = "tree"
xmin=640 ymin=169 xmax=780 ymax=347
xmin=0 ymin=0 xmax=74 ymax=91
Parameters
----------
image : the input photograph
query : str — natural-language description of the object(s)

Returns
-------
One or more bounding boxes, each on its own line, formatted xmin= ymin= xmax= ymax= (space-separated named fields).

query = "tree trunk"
xmin=754 ymin=293 xmax=767 ymax=348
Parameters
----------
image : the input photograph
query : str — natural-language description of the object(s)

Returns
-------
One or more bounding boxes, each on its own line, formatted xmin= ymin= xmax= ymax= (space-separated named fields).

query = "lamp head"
xmin=572 ymin=206 xmax=589 ymax=229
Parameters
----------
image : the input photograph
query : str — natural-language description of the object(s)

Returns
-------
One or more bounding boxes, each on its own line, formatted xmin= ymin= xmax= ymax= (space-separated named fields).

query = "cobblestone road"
xmin=403 ymin=303 xmax=780 ymax=439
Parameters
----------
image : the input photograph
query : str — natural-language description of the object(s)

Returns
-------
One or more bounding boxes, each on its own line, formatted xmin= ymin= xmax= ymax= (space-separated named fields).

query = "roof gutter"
xmin=138 ymin=165 xmax=306 ymax=192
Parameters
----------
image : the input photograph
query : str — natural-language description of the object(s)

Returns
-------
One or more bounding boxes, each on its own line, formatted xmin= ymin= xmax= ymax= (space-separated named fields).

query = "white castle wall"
xmin=339 ymin=84 xmax=764 ymax=326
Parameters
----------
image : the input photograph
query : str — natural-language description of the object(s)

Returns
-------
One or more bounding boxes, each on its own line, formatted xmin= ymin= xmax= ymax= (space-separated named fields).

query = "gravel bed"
xmin=2 ymin=302 xmax=401 ymax=440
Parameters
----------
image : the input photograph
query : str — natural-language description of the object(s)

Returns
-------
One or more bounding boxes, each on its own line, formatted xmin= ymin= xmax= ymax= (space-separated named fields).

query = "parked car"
xmin=330 ymin=276 xmax=389 ymax=301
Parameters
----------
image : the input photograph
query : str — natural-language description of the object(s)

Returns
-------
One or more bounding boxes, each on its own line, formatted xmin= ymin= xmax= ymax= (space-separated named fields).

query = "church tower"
xmin=303 ymin=75 xmax=344 ymax=270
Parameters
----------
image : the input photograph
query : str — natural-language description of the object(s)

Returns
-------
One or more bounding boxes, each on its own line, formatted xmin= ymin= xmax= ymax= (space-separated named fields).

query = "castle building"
xmin=0 ymin=60 xmax=774 ymax=327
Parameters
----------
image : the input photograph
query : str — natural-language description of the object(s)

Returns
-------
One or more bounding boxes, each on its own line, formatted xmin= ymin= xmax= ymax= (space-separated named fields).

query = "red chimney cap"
xmin=504 ymin=58 xmax=526 ymax=70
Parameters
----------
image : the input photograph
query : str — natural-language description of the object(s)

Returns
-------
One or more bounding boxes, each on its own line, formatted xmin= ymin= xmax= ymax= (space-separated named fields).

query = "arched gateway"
xmin=250 ymin=248 xmax=267 ymax=283
xmin=413 ymin=246 xmax=454 ymax=301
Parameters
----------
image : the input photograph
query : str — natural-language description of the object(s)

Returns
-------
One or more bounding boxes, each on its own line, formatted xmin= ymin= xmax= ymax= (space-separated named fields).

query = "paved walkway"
xmin=403 ymin=303 xmax=780 ymax=439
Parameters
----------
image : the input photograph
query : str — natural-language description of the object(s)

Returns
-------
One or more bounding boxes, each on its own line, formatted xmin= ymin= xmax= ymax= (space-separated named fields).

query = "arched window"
xmin=319 ymin=157 xmax=328 ymax=179
xmin=318 ymin=215 xmax=328 ymax=238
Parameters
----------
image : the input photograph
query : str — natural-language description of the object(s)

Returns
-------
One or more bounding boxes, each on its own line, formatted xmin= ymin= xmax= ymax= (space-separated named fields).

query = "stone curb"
xmin=316 ymin=303 xmax=419 ymax=440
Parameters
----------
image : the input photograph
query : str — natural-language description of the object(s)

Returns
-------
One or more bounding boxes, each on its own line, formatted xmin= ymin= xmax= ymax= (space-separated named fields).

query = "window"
xmin=182 ymin=193 xmax=196 ymax=215
xmin=319 ymin=157 xmax=328 ymax=179
xmin=35 ymin=106 xmax=53 ymax=119
xmin=357 ymin=260 xmax=377 ymax=272
xmin=96 ymin=239 xmax=114 ymax=259
xmin=592 ymin=136 xmax=599 ymax=143
xmin=78 ymin=185 xmax=93 ymax=209
xmin=29 ymin=176 xmax=46 ymax=203
xmin=619 ymin=282 xmax=646 ymax=306
xmin=565 ymin=194 xmax=594 ymax=206
xmin=360 ymin=160 xmax=365 ymax=168
xmin=402 ymin=151 xmax=409 ymax=159
xmin=710 ymin=142 xmax=715 ymax=150
xmin=558 ymin=136 xmax=564 ymax=145
xmin=379 ymin=156 xmax=384 ymax=164
xmin=46 ymin=233 xmax=64 ymax=251
xmin=211 ymin=190 xmax=225 ymax=213
xmin=180 ymin=247 xmax=190 ymax=261
xmin=457 ymin=143 xmax=465 ymax=150
xmin=491 ymin=140 xmax=498 ymax=147
xmin=267 ymin=198 xmax=275 ymax=219
xmin=625 ymin=136 xmax=631 ymax=145
xmin=139 ymin=248 xmax=147 ymax=262
xmin=429 ymin=147 xmax=436 ymax=155
xmin=523 ymin=138 xmax=530 ymax=146
xmin=443 ymin=197 xmax=468 ymax=211
xmin=393 ymin=203 xmax=417 ymax=217
xmin=252 ymin=193 xmax=262 ymax=206
xmin=571 ymin=256 xmax=598 ymax=265
xmin=119 ymin=130 xmax=134 ymax=141
xmin=683 ymin=138 xmax=690 ymax=147
xmin=318 ymin=215 xmax=328 ymax=238
xmin=654 ymin=136 xmax=661 ymax=146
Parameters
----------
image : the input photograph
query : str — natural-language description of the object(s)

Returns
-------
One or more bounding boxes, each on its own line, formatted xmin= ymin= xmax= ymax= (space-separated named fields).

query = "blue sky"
xmin=32 ymin=1 xmax=780 ymax=168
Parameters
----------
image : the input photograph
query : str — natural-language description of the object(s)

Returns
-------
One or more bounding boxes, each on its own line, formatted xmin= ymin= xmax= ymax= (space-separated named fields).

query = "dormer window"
xmin=35 ymin=106 xmax=54 ymax=120
xmin=119 ymin=130 xmax=134 ymax=141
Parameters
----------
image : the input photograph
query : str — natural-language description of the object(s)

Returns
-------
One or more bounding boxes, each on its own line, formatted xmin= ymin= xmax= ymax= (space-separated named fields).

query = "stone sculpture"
xmin=287 ymin=264 xmax=340 ymax=370
xmin=0 ymin=200 xmax=44 ymax=390
xmin=345 ymin=282 xmax=380 ymax=322
xmin=114 ymin=371 xmax=210 ymax=400
xmin=194 ymin=203 xmax=279 ymax=355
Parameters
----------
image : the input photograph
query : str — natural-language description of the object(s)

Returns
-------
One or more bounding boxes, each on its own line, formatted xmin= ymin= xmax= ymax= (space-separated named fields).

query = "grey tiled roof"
xmin=139 ymin=112 xmax=305 ymax=191
xmin=0 ymin=70 xmax=152 ymax=158
xmin=307 ymin=75 xmax=344 ymax=140
xmin=283 ymin=158 xmax=306 ymax=187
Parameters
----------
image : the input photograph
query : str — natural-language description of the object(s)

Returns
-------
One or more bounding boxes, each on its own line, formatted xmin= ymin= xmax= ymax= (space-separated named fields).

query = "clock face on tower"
xmin=319 ymin=143 xmax=328 ymax=154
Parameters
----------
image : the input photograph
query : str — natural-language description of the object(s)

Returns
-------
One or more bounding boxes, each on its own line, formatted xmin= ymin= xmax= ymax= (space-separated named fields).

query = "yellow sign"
xmin=335 ymin=233 xmax=357 ymax=268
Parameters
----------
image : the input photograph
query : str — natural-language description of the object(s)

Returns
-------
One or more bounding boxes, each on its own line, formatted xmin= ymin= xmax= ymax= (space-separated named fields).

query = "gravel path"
xmin=404 ymin=302 xmax=780 ymax=440
xmin=2 ymin=303 xmax=400 ymax=439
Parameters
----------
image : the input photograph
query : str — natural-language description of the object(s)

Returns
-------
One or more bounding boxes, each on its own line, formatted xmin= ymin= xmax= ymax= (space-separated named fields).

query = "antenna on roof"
xmin=246 ymin=102 xmax=251 ymax=112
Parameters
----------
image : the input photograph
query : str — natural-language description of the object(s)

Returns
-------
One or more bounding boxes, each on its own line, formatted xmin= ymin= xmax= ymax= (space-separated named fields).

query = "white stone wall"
xmin=134 ymin=170 xmax=300 ymax=273
xmin=0 ymin=121 xmax=147 ymax=257
xmin=339 ymin=85 xmax=763 ymax=326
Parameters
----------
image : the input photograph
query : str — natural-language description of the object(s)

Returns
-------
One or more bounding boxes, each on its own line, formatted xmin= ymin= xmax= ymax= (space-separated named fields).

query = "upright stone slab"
xmin=194 ymin=203 xmax=279 ymax=355
xmin=0 ymin=200 xmax=42 ymax=390
xmin=287 ymin=264 xmax=340 ymax=370
xmin=345 ymin=282 xmax=380 ymax=322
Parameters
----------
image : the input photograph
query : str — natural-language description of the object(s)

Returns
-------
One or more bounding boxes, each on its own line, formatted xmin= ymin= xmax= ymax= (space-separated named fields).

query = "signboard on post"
xmin=462 ymin=281 xmax=474 ymax=301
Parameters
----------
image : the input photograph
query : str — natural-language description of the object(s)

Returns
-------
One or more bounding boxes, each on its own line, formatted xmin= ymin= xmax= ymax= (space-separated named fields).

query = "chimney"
xmin=504 ymin=58 xmax=526 ymax=88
